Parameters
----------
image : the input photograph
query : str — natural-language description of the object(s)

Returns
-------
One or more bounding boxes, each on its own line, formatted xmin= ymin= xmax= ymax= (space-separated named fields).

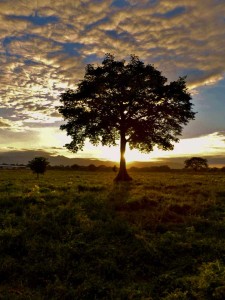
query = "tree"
xmin=58 ymin=54 xmax=195 ymax=181
xmin=112 ymin=165 xmax=118 ymax=173
xmin=28 ymin=157 xmax=49 ymax=178
xmin=184 ymin=157 xmax=208 ymax=171
xmin=88 ymin=164 xmax=97 ymax=171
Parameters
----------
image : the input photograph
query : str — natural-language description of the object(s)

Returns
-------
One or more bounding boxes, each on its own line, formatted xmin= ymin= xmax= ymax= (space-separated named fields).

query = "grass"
xmin=1 ymin=169 xmax=225 ymax=299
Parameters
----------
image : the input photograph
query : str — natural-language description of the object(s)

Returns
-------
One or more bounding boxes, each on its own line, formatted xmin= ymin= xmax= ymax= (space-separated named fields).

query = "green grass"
xmin=1 ymin=169 xmax=225 ymax=299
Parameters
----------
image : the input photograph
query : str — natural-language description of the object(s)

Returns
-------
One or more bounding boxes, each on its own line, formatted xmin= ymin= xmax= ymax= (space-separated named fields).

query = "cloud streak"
xmin=0 ymin=0 xmax=225 ymax=158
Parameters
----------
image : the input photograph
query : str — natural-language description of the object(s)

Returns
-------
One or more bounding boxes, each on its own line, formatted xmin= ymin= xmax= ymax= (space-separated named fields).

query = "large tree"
xmin=58 ymin=54 xmax=195 ymax=181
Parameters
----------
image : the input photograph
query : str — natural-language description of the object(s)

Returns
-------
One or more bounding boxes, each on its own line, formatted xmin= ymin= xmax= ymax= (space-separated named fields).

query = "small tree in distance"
xmin=58 ymin=54 xmax=195 ymax=181
xmin=112 ymin=165 xmax=117 ymax=173
xmin=28 ymin=157 xmax=49 ymax=179
xmin=184 ymin=157 xmax=208 ymax=171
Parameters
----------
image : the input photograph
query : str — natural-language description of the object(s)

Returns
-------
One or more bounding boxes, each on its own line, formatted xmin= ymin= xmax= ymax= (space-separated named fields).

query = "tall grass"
xmin=1 ymin=169 xmax=225 ymax=299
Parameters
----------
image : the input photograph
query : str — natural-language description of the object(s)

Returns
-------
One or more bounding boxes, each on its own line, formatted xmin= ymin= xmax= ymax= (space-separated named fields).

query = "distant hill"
xmin=0 ymin=150 xmax=183 ymax=168
xmin=0 ymin=150 xmax=117 ymax=167
xmin=0 ymin=150 xmax=225 ymax=169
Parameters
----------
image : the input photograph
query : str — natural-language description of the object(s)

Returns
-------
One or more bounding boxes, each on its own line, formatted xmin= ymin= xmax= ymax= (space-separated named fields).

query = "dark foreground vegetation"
xmin=1 ymin=170 xmax=225 ymax=299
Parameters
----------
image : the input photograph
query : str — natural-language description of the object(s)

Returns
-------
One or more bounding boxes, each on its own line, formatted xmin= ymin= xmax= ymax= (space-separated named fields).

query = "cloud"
xmin=0 ymin=117 xmax=11 ymax=127
xmin=0 ymin=116 xmax=27 ymax=131
xmin=0 ymin=128 xmax=39 ymax=145
xmin=0 ymin=0 xmax=225 ymax=153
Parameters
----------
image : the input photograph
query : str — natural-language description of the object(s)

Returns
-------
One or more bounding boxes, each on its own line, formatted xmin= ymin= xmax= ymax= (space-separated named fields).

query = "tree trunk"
xmin=114 ymin=131 xmax=132 ymax=181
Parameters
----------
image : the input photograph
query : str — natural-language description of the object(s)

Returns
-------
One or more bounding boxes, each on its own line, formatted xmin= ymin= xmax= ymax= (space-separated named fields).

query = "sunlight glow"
xmin=86 ymin=132 xmax=225 ymax=163
xmin=2 ymin=129 xmax=224 ymax=164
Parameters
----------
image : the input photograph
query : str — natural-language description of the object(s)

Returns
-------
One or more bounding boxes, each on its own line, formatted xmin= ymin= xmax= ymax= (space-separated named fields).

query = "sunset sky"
xmin=0 ymin=0 xmax=225 ymax=166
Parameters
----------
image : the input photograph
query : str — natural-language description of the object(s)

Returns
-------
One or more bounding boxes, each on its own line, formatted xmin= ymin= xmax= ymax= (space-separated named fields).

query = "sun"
xmin=125 ymin=148 xmax=152 ymax=163
xmin=90 ymin=143 xmax=153 ymax=163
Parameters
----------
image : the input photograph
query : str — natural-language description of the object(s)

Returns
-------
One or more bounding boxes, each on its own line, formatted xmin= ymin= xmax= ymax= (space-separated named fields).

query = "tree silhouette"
xmin=58 ymin=54 xmax=195 ymax=181
xmin=184 ymin=157 xmax=208 ymax=171
xmin=28 ymin=157 xmax=49 ymax=178
xmin=112 ymin=165 xmax=117 ymax=173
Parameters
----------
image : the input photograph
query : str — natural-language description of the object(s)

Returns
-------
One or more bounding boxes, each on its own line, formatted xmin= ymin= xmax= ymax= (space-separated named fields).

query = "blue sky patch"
xmin=24 ymin=59 xmax=40 ymax=66
xmin=106 ymin=30 xmax=136 ymax=44
xmin=179 ymin=68 xmax=205 ymax=78
xmin=149 ymin=0 xmax=158 ymax=5
xmin=111 ymin=0 xmax=128 ymax=8
xmin=61 ymin=42 xmax=83 ymax=56
xmin=48 ymin=42 xmax=83 ymax=58
xmin=8 ymin=11 xmax=59 ymax=26
xmin=85 ymin=17 xmax=109 ymax=31
xmin=83 ymin=54 xmax=100 ymax=64
xmin=155 ymin=6 xmax=186 ymax=18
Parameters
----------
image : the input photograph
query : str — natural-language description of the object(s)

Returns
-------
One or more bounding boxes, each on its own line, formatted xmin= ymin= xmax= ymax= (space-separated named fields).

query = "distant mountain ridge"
xmin=0 ymin=150 xmax=183 ymax=168
xmin=0 ymin=150 xmax=116 ymax=167
xmin=0 ymin=150 xmax=225 ymax=168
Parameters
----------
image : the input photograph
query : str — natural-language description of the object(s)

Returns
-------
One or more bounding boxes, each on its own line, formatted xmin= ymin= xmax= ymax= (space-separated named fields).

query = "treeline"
xmin=129 ymin=165 xmax=171 ymax=172
xmin=48 ymin=164 xmax=172 ymax=172
xmin=49 ymin=164 xmax=171 ymax=172
xmin=1 ymin=163 xmax=225 ymax=172
xmin=57 ymin=164 xmax=225 ymax=173
xmin=0 ymin=163 xmax=27 ymax=169
xmin=48 ymin=164 xmax=117 ymax=172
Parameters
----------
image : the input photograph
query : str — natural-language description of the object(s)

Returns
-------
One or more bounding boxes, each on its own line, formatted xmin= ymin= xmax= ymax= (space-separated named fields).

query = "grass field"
xmin=1 ymin=169 xmax=225 ymax=299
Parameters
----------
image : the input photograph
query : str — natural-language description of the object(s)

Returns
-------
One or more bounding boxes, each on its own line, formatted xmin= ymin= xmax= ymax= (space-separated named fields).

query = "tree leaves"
xmin=58 ymin=54 xmax=195 ymax=178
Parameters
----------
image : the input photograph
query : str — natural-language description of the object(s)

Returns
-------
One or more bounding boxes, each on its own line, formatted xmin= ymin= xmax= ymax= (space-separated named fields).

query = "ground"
xmin=1 ymin=169 xmax=225 ymax=299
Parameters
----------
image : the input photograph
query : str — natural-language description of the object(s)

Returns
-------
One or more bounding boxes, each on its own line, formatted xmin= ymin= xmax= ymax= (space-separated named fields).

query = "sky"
xmin=0 ymin=0 xmax=225 ymax=166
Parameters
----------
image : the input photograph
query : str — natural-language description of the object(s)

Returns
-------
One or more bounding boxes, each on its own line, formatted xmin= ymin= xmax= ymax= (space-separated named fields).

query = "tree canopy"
xmin=184 ymin=157 xmax=208 ymax=171
xmin=28 ymin=157 xmax=49 ymax=178
xmin=58 ymin=54 xmax=196 ymax=181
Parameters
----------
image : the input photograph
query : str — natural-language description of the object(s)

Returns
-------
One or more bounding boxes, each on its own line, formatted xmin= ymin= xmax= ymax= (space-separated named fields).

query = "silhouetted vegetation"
xmin=112 ymin=165 xmax=117 ymax=172
xmin=130 ymin=165 xmax=171 ymax=172
xmin=27 ymin=157 xmax=49 ymax=178
xmin=1 ymin=169 xmax=225 ymax=299
xmin=184 ymin=157 xmax=208 ymax=171
xmin=58 ymin=54 xmax=195 ymax=181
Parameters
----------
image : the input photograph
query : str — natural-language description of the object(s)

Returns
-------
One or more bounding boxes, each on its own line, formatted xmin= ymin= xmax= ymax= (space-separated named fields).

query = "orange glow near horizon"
xmin=85 ymin=132 xmax=225 ymax=163
xmin=4 ymin=129 xmax=225 ymax=164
